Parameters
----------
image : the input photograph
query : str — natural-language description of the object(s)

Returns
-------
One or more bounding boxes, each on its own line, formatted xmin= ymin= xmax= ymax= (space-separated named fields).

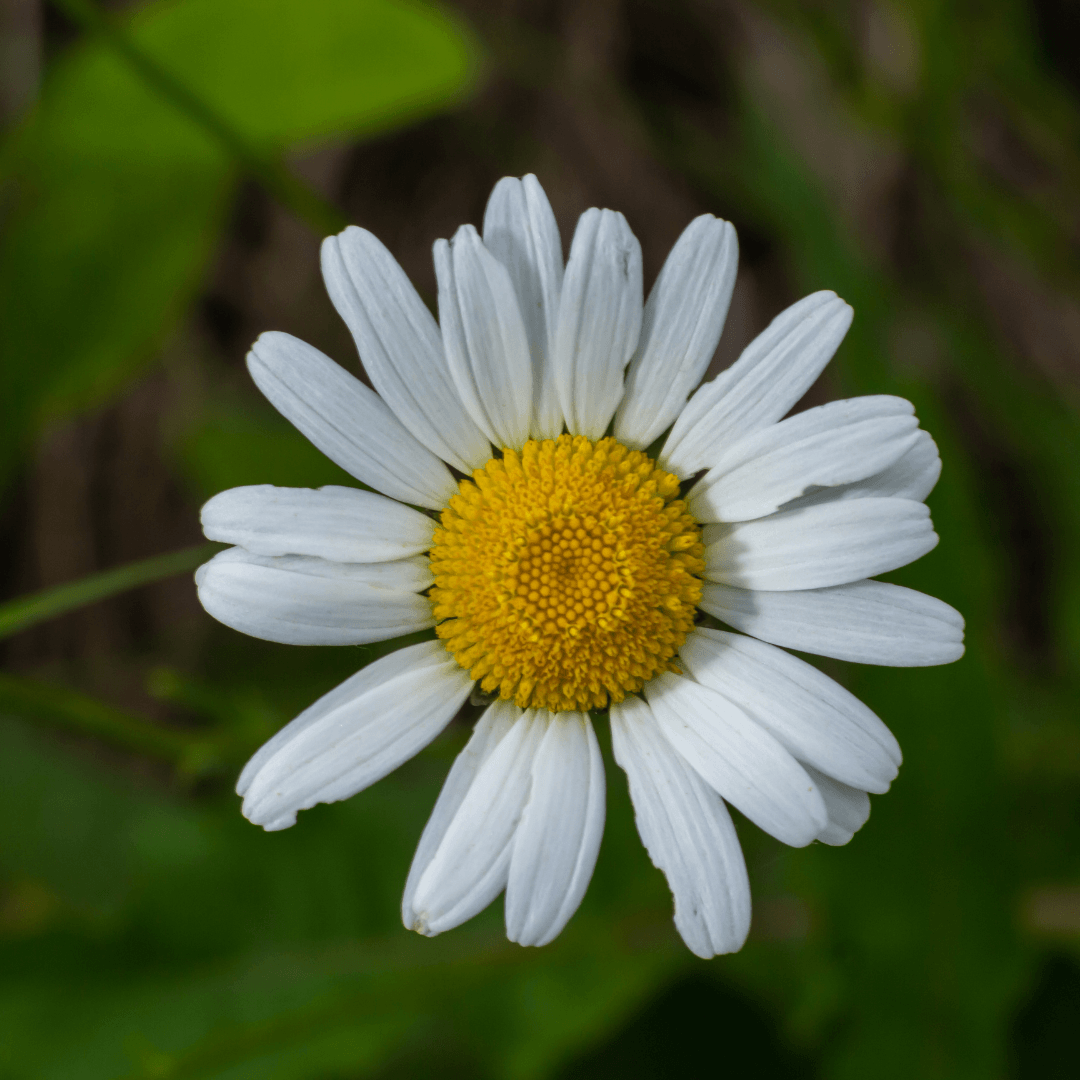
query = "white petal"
xmin=661 ymin=292 xmax=853 ymax=477
xmin=237 ymin=641 xmax=472 ymax=830
xmin=201 ymin=485 xmax=435 ymax=563
xmin=688 ymin=396 xmax=920 ymax=523
xmin=236 ymin=641 xmax=455 ymax=798
xmin=679 ymin=628 xmax=900 ymax=792
xmin=483 ymin=175 xmax=565 ymax=440
xmin=247 ymin=331 xmax=456 ymax=510
xmin=411 ymin=709 xmax=547 ymax=936
xmin=610 ymin=696 xmax=750 ymax=958
xmin=195 ymin=547 xmax=433 ymax=646
xmin=780 ymin=429 xmax=942 ymax=511
xmin=644 ymin=673 xmax=827 ymax=847
xmin=435 ymin=225 xmax=533 ymax=449
xmin=703 ymin=497 xmax=938 ymax=591
xmin=698 ymin=578 xmax=965 ymax=666
xmin=321 ymin=228 xmax=492 ymax=471
xmin=402 ymin=700 xmax=519 ymax=930
xmin=505 ymin=712 xmax=605 ymax=947
xmin=802 ymin=764 xmax=871 ymax=846
xmin=614 ymin=216 xmax=738 ymax=449
xmin=553 ymin=208 xmax=643 ymax=438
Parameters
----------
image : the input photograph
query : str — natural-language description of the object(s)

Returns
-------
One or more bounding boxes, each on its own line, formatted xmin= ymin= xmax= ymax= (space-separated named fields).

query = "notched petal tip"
xmin=193 ymin=559 xmax=212 ymax=589
xmin=253 ymin=810 xmax=298 ymax=833
xmin=246 ymin=328 xmax=298 ymax=365
xmin=406 ymin=911 xmax=439 ymax=937
xmin=234 ymin=643 xmax=472 ymax=834
xmin=323 ymin=222 xmax=367 ymax=248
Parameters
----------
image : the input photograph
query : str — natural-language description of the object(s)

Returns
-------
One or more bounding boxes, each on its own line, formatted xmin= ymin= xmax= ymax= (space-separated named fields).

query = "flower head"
xmin=196 ymin=175 xmax=964 ymax=957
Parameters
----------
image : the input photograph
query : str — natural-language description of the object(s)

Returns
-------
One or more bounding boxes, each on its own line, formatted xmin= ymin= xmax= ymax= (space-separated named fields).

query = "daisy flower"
xmin=195 ymin=175 xmax=964 ymax=957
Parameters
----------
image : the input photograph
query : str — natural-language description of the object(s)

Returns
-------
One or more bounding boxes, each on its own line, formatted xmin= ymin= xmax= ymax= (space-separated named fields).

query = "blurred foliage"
xmin=0 ymin=0 xmax=476 ymax=489
xmin=1 ymin=0 xmax=1080 ymax=1078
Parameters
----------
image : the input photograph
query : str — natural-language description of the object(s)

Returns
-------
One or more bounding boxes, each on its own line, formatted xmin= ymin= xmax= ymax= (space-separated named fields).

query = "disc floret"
xmin=429 ymin=434 xmax=705 ymax=711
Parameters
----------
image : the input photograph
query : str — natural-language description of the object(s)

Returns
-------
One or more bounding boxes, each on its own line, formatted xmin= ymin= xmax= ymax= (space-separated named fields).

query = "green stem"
xmin=49 ymin=0 xmax=348 ymax=236
xmin=0 ymin=672 xmax=225 ymax=774
xmin=0 ymin=543 xmax=216 ymax=641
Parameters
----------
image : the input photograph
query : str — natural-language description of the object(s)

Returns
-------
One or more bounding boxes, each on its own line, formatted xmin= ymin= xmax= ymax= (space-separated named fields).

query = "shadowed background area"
xmin=1 ymin=0 xmax=1079 ymax=1076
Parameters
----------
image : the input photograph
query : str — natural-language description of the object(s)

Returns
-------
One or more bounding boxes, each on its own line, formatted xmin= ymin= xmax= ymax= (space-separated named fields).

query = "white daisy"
xmin=195 ymin=175 xmax=964 ymax=958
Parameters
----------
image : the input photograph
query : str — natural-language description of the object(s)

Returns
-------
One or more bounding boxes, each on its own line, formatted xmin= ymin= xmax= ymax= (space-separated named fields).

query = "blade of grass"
xmin=0 ymin=543 xmax=216 ymax=640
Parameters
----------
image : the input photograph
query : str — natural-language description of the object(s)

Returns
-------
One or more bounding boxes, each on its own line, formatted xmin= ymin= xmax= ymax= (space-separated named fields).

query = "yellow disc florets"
xmin=429 ymin=435 xmax=705 ymax=712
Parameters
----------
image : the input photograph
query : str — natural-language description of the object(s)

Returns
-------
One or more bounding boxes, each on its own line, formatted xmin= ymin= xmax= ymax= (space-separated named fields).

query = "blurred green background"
xmin=1 ymin=0 xmax=1079 ymax=1076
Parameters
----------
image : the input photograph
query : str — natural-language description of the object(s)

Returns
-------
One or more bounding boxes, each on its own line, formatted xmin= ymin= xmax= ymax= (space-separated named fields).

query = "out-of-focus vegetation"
xmin=1 ymin=0 xmax=1079 ymax=1077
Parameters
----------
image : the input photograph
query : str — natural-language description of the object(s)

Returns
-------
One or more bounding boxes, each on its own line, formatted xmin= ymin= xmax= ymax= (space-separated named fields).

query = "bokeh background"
xmin=1 ymin=0 xmax=1079 ymax=1076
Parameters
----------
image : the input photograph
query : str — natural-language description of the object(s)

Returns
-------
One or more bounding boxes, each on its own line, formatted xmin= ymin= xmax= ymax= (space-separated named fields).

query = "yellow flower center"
xmin=429 ymin=435 xmax=705 ymax=712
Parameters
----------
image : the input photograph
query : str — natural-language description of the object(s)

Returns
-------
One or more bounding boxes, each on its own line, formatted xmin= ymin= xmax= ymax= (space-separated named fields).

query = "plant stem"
xmin=49 ymin=0 xmax=348 ymax=236
xmin=0 ymin=672 xmax=226 ymax=774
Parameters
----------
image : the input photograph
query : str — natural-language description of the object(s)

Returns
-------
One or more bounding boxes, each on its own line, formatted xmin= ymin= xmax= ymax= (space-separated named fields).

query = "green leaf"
xmin=122 ymin=0 xmax=479 ymax=150
xmin=0 ymin=0 xmax=479 ymax=488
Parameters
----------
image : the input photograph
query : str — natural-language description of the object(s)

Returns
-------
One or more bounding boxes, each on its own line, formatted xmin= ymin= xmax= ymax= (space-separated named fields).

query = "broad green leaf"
xmin=123 ymin=0 xmax=478 ymax=150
